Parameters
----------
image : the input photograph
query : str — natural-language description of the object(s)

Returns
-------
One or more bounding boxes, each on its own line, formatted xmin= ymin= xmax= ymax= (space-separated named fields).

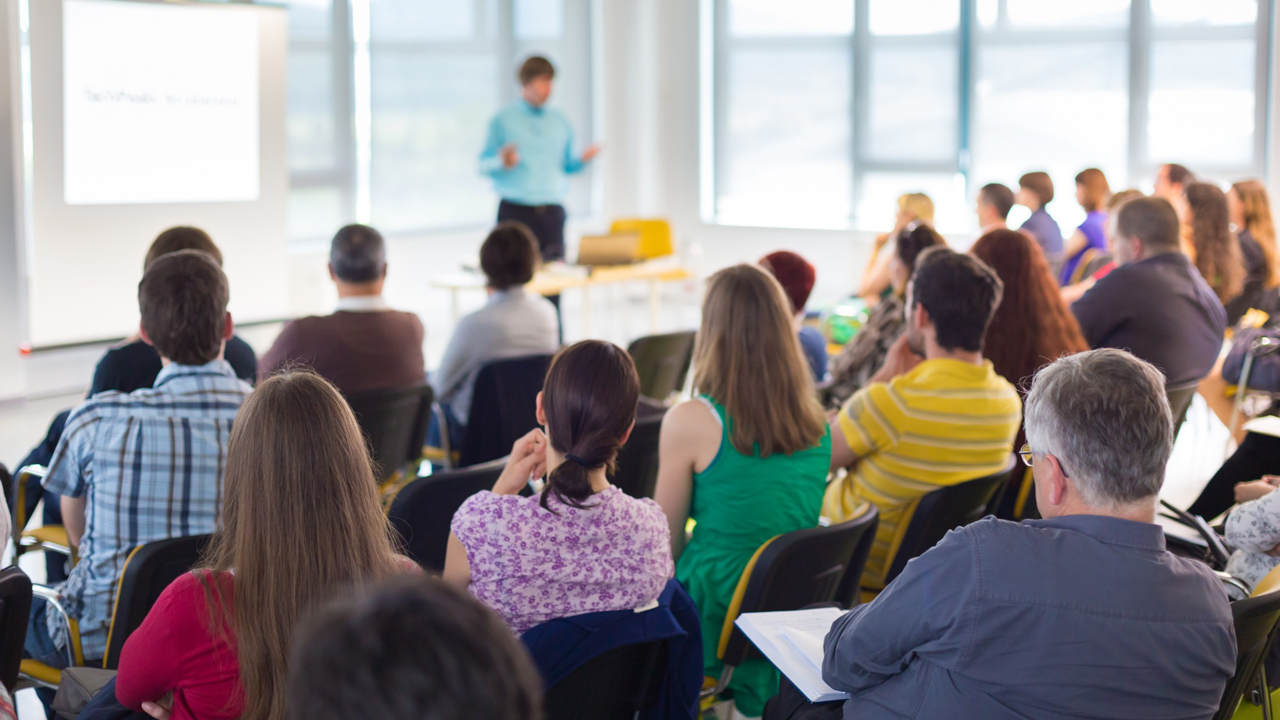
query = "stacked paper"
xmin=735 ymin=608 xmax=850 ymax=703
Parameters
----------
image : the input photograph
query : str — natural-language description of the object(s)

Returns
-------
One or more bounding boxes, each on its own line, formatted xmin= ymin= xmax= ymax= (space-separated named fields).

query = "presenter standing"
xmin=480 ymin=55 xmax=599 ymax=284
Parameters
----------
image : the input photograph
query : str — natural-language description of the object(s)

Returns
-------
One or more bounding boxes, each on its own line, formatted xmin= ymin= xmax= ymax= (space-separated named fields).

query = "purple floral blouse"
xmin=452 ymin=486 xmax=674 ymax=634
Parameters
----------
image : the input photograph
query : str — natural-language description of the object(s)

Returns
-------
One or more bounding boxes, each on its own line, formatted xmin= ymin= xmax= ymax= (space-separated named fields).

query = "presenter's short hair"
xmin=481 ymin=222 xmax=542 ymax=290
xmin=145 ymin=226 xmax=221 ymax=269
xmin=288 ymin=578 xmax=543 ymax=720
xmin=1116 ymin=196 xmax=1181 ymax=253
xmin=330 ymin=224 xmax=386 ymax=284
xmin=138 ymin=250 xmax=229 ymax=366
xmin=979 ymin=183 xmax=1015 ymax=220
xmin=519 ymin=56 xmax=555 ymax=85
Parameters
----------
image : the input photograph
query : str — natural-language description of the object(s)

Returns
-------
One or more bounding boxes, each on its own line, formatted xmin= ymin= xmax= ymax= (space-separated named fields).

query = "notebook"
xmin=735 ymin=608 xmax=850 ymax=703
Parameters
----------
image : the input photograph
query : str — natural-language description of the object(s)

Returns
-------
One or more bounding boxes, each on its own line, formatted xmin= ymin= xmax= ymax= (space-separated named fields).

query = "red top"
xmin=116 ymin=571 xmax=242 ymax=720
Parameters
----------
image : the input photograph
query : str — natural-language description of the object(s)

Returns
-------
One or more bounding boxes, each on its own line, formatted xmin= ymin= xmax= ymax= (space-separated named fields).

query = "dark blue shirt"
xmin=1072 ymin=252 xmax=1227 ymax=385
xmin=1019 ymin=207 xmax=1064 ymax=257
xmin=822 ymin=515 xmax=1236 ymax=720
xmin=799 ymin=326 xmax=829 ymax=382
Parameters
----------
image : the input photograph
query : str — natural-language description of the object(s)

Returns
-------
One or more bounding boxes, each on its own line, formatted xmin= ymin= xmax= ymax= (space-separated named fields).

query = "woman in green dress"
xmin=655 ymin=263 xmax=832 ymax=718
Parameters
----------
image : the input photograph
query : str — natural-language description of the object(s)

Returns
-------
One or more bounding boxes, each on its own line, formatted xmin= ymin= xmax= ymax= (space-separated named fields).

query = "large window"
xmin=709 ymin=0 xmax=1271 ymax=232
xmin=282 ymin=0 xmax=595 ymax=241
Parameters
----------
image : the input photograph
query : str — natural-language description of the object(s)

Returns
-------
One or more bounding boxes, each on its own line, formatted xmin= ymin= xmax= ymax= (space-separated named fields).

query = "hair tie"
xmin=564 ymin=453 xmax=592 ymax=467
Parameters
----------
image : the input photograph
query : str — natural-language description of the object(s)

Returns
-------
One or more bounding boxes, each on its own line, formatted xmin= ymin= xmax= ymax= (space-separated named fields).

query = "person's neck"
xmin=335 ymin=281 xmax=382 ymax=298
xmin=1046 ymin=497 xmax=1157 ymax=525
xmin=546 ymin=449 xmax=611 ymax=493
xmin=522 ymin=93 xmax=544 ymax=109
xmin=159 ymin=350 xmax=225 ymax=368
xmin=923 ymin=338 xmax=983 ymax=366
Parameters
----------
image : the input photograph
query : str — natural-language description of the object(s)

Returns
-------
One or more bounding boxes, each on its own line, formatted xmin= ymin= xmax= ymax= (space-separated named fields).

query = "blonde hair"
xmin=1233 ymin=180 xmax=1278 ymax=288
xmin=897 ymin=193 xmax=935 ymax=225
xmin=692 ymin=264 xmax=827 ymax=458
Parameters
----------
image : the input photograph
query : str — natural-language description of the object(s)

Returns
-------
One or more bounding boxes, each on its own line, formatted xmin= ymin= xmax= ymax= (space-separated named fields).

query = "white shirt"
xmin=335 ymin=295 xmax=391 ymax=313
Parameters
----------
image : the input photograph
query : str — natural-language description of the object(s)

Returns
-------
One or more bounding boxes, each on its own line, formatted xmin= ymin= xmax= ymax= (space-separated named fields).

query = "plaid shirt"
xmin=43 ymin=360 xmax=251 ymax=660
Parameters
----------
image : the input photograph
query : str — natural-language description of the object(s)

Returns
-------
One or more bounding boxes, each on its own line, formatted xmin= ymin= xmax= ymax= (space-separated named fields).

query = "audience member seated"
xmin=26 ymin=251 xmax=252 ymax=681
xmin=760 ymin=250 xmax=828 ymax=382
xmin=1154 ymin=162 xmax=1196 ymax=206
xmin=1229 ymin=180 xmax=1278 ymax=311
xmin=1058 ymin=168 xmax=1111 ymax=286
xmin=766 ymin=350 xmax=1236 ymax=720
xmin=12 ymin=227 xmax=256 ymax=580
xmin=826 ymin=224 xmax=945 ymax=408
xmin=975 ymin=182 xmax=1013 ymax=234
xmin=1187 ymin=431 xmax=1280 ymax=521
xmin=1183 ymin=182 xmax=1247 ymax=324
xmin=1060 ymin=188 xmax=1143 ymax=305
xmin=259 ymin=224 xmax=425 ymax=395
xmin=655 ymin=264 xmax=831 ymax=718
xmin=288 ymin=578 xmax=542 ymax=720
xmin=115 ymin=370 xmax=416 ymax=720
xmin=1072 ymin=196 xmax=1227 ymax=386
xmin=824 ymin=247 xmax=1020 ymax=589
xmin=445 ymin=340 xmax=672 ymax=633
xmin=970 ymin=228 xmax=1089 ymax=453
xmin=1222 ymin=475 xmax=1280 ymax=590
xmin=432 ymin=221 xmax=560 ymax=445
xmin=858 ymin=193 xmax=933 ymax=303
xmin=1015 ymin=171 xmax=1063 ymax=257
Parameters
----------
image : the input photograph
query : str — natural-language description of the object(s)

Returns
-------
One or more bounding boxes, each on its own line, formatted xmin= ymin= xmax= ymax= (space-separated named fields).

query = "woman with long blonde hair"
xmin=859 ymin=192 xmax=935 ymax=302
xmin=115 ymin=371 xmax=412 ymax=720
xmin=1184 ymin=182 xmax=1246 ymax=322
xmin=655 ymin=264 xmax=830 ymax=718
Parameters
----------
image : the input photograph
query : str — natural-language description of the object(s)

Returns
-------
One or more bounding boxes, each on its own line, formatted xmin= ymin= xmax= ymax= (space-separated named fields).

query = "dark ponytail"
xmin=540 ymin=340 xmax=641 ymax=510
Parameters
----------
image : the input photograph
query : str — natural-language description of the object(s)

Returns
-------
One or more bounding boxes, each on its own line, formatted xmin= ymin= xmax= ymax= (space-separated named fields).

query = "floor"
xmin=0 ymin=377 xmax=1233 ymax=719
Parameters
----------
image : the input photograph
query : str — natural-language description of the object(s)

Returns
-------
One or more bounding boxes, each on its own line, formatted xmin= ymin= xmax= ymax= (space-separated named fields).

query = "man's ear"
xmin=327 ymin=263 xmax=337 ymax=282
xmin=1044 ymin=453 xmax=1070 ymax=507
xmin=913 ymin=302 xmax=931 ymax=331
xmin=138 ymin=322 xmax=153 ymax=347
xmin=223 ymin=313 xmax=234 ymax=341
xmin=535 ymin=391 xmax=546 ymax=426
xmin=1130 ymin=236 xmax=1145 ymax=261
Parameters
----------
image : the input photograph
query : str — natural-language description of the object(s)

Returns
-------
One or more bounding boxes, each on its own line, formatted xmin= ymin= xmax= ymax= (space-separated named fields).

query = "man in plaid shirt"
xmin=26 ymin=250 xmax=252 ymax=672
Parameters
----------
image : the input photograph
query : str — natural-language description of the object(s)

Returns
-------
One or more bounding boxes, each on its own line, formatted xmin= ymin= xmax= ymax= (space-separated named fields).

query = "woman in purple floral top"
xmin=444 ymin=340 xmax=673 ymax=634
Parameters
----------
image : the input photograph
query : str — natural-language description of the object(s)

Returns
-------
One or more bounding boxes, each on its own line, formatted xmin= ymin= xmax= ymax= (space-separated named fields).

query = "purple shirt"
xmin=1059 ymin=210 xmax=1109 ymax=285
xmin=452 ymin=486 xmax=673 ymax=634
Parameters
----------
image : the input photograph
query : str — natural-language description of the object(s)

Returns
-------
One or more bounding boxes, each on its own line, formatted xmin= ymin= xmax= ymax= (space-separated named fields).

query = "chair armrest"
xmin=1216 ymin=571 xmax=1254 ymax=599
xmin=32 ymin=585 xmax=84 ymax=667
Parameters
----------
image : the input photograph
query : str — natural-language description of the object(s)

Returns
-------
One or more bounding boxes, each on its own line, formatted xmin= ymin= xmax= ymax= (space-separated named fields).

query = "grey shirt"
xmin=823 ymin=515 xmax=1236 ymax=720
xmin=433 ymin=287 xmax=560 ymax=425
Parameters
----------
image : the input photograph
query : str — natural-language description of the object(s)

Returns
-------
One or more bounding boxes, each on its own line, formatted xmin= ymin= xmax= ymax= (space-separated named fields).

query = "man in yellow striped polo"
xmin=824 ymin=247 xmax=1021 ymax=589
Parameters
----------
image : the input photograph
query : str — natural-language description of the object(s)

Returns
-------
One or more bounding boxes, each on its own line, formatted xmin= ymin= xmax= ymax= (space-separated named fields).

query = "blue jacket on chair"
xmin=521 ymin=578 xmax=702 ymax=720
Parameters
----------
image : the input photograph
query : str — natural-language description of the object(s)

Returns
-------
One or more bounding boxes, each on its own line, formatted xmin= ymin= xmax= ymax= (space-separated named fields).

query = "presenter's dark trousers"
xmin=763 ymin=677 xmax=845 ymax=720
xmin=498 ymin=199 xmax=565 ymax=342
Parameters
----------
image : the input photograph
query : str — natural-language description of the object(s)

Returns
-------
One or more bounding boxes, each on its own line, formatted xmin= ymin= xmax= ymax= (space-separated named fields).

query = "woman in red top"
xmin=116 ymin=370 xmax=413 ymax=720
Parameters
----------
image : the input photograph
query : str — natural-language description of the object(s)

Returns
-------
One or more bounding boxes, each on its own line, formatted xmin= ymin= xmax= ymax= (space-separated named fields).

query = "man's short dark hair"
xmin=1164 ymin=163 xmax=1195 ymax=187
xmin=145 ymin=226 xmax=221 ymax=269
xmin=979 ymin=183 xmax=1015 ymax=220
xmin=519 ymin=56 xmax=555 ymax=85
xmin=330 ymin=224 xmax=386 ymax=283
xmin=287 ymin=578 xmax=543 ymax=720
xmin=481 ymin=222 xmax=541 ymax=290
xmin=138 ymin=250 xmax=229 ymax=365
xmin=909 ymin=247 xmax=1003 ymax=353
xmin=1018 ymin=172 xmax=1054 ymax=206
xmin=1116 ymin=196 xmax=1181 ymax=253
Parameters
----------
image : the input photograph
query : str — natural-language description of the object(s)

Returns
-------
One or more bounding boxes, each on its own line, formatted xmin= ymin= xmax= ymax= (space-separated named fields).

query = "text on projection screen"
xmin=63 ymin=0 xmax=259 ymax=205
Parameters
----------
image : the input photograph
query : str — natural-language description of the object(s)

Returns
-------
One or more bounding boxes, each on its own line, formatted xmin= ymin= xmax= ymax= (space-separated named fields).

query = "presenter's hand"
xmin=493 ymin=428 xmax=548 ymax=495
xmin=581 ymin=144 xmax=602 ymax=163
xmin=500 ymin=144 xmax=520 ymax=169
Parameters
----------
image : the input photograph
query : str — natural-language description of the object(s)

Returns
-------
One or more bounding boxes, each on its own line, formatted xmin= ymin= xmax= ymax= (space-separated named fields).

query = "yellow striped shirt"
xmin=823 ymin=358 xmax=1021 ymax=588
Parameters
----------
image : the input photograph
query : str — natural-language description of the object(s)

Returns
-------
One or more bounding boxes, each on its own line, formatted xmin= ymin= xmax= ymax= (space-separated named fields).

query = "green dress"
xmin=675 ymin=396 xmax=832 ymax=716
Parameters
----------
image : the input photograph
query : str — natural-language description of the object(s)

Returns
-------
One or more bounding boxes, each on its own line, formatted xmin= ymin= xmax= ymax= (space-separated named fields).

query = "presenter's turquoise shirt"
xmin=479 ymin=99 xmax=588 ymax=206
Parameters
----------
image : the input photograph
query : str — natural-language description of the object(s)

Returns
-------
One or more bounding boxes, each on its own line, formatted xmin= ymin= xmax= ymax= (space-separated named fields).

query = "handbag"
xmin=53 ymin=673 xmax=147 ymax=720
xmin=1223 ymin=327 xmax=1280 ymax=392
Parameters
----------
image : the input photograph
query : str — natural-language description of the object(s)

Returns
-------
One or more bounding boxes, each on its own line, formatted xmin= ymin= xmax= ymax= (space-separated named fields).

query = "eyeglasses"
xmin=1018 ymin=443 xmax=1034 ymax=467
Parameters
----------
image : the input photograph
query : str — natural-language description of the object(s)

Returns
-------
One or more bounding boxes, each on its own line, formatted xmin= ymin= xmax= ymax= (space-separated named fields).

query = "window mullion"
xmin=1127 ymin=0 xmax=1150 ymax=188
xmin=851 ymin=0 xmax=869 ymax=224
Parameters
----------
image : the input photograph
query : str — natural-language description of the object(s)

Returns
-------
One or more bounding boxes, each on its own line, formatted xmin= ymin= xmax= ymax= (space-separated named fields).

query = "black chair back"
xmin=345 ymin=385 xmax=433 ymax=481
xmin=103 ymin=534 xmax=211 ymax=670
xmin=721 ymin=506 xmax=879 ymax=668
xmin=1213 ymin=588 xmax=1280 ymax=720
xmin=387 ymin=459 xmax=508 ymax=572
xmin=543 ymin=640 xmax=668 ymax=720
xmin=1166 ymin=379 xmax=1201 ymax=439
xmin=610 ymin=404 xmax=666 ymax=499
xmin=628 ymin=332 xmax=696 ymax=401
xmin=459 ymin=355 xmax=554 ymax=467
xmin=0 ymin=567 xmax=31 ymax=693
xmin=883 ymin=456 xmax=1017 ymax=586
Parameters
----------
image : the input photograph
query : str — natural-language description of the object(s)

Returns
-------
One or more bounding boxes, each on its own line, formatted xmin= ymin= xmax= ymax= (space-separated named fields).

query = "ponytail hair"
xmin=540 ymin=340 xmax=640 ymax=511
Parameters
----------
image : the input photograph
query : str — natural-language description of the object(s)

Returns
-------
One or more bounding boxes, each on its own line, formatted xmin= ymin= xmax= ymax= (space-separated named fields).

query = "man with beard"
xmin=823 ymin=247 xmax=1021 ymax=591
